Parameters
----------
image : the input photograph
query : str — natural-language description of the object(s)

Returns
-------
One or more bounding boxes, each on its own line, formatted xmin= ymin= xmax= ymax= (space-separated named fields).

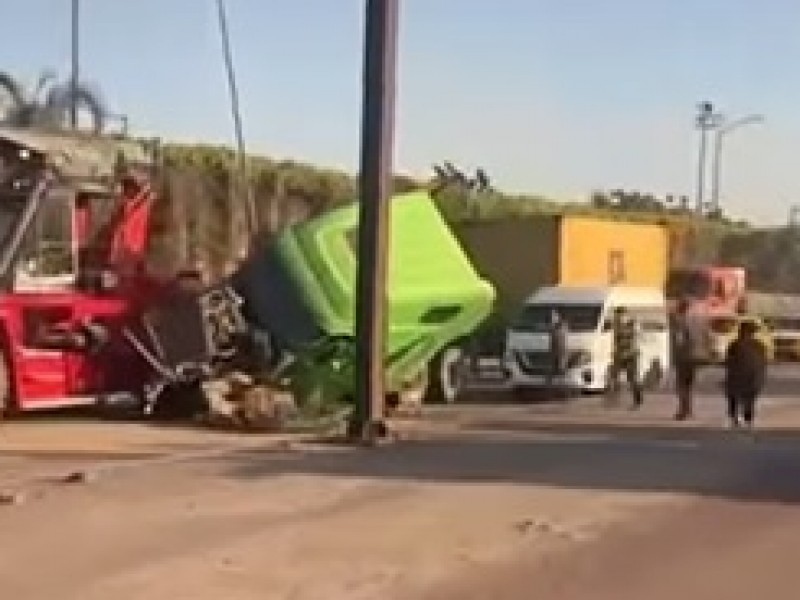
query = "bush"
xmin=154 ymin=143 xmax=800 ymax=290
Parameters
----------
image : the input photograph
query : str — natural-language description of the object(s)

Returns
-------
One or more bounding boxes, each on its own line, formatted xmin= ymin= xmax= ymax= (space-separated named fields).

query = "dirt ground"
xmin=2 ymin=369 xmax=800 ymax=600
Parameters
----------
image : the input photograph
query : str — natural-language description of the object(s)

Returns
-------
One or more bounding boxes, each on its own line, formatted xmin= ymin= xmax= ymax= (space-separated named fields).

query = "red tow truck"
xmin=0 ymin=125 xmax=169 ymax=417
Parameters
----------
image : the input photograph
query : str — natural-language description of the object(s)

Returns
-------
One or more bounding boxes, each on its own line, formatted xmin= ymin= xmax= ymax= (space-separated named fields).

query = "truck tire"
xmin=424 ymin=345 xmax=465 ymax=404
xmin=0 ymin=352 xmax=12 ymax=420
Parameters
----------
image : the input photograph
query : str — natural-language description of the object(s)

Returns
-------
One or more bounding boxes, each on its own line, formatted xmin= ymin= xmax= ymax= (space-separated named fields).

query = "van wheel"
xmin=642 ymin=359 xmax=664 ymax=391
xmin=425 ymin=346 xmax=464 ymax=404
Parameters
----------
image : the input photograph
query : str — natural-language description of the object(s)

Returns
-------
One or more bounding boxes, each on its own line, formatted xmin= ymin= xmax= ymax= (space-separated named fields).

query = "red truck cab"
xmin=0 ymin=126 xmax=166 ymax=417
xmin=666 ymin=265 xmax=746 ymax=317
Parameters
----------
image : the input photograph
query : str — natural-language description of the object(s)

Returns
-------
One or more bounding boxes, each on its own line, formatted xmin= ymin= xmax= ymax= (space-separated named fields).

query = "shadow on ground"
xmin=222 ymin=415 xmax=800 ymax=506
xmin=4 ymin=366 xmax=800 ymax=505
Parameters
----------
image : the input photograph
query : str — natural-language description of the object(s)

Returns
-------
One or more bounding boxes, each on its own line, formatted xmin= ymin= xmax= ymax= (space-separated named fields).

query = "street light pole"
xmin=695 ymin=102 xmax=722 ymax=215
xmin=709 ymin=114 xmax=764 ymax=214
xmin=215 ymin=0 xmax=258 ymax=250
xmin=696 ymin=128 xmax=706 ymax=214
xmin=789 ymin=205 xmax=800 ymax=229
xmin=70 ymin=0 xmax=79 ymax=129
xmin=351 ymin=0 xmax=400 ymax=443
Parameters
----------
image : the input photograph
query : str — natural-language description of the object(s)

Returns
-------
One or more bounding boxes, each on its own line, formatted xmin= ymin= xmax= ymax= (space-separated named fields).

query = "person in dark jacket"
xmin=724 ymin=320 xmax=768 ymax=429
xmin=670 ymin=299 xmax=713 ymax=421
xmin=607 ymin=307 xmax=643 ymax=409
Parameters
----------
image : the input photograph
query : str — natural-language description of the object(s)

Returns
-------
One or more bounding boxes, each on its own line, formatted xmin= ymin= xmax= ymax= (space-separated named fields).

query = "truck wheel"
xmin=0 ymin=352 xmax=12 ymax=419
xmin=424 ymin=346 xmax=464 ymax=404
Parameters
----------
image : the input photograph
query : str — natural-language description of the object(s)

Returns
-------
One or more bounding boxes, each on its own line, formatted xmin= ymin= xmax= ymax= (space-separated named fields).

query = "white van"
xmin=504 ymin=286 xmax=670 ymax=393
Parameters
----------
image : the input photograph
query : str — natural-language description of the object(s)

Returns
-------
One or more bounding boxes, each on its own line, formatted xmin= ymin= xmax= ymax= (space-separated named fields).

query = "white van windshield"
xmin=513 ymin=303 xmax=602 ymax=333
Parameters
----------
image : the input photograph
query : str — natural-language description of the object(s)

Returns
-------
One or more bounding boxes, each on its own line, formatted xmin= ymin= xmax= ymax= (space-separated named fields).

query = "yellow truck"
xmin=424 ymin=214 xmax=669 ymax=402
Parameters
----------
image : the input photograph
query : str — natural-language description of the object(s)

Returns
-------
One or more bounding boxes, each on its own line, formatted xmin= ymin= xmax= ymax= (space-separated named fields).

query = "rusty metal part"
xmin=201 ymin=373 xmax=296 ymax=431
xmin=0 ymin=125 xmax=155 ymax=187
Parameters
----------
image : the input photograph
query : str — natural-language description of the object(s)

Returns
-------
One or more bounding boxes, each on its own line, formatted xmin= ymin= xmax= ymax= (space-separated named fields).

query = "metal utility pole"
xmin=70 ymin=0 xmax=79 ymax=129
xmin=350 ymin=0 xmax=400 ymax=443
xmin=709 ymin=114 xmax=764 ymax=214
xmin=695 ymin=101 xmax=722 ymax=215
xmin=789 ymin=205 xmax=800 ymax=229
xmin=215 ymin=0 xmax=258 ymax=248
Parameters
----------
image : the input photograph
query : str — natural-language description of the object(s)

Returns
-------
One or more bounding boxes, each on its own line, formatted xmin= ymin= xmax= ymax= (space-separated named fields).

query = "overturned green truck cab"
xmin=233 ymin=190 xmax=495 ymax=405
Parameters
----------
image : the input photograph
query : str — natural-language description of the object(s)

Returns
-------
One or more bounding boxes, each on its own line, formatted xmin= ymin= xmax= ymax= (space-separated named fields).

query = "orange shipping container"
xmin=453 ymin=214 xmax=669 ymax=319
xmin=559 ymin=217 xmax=668 ymax=288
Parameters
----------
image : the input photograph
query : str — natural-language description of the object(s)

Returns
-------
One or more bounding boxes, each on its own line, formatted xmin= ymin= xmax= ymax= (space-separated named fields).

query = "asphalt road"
xmin=424 ymin=364 xmax=800 ymax=599
xmin=1 ymin=364 xmax=799 ymax=599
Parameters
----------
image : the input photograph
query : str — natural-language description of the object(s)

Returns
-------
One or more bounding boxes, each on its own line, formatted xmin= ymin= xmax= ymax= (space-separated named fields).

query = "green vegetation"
xmin=152 ymin=143 xmax=798 ymax=292
xmin=157 ymin=142 xmax=740 ymax=228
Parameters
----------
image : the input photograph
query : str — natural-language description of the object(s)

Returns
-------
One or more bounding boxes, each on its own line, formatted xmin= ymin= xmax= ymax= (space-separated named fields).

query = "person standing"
xmin=607 ymin=307 xmax=643 ymax=409
xmin=724 ymin=320 xmax=768 ymax=430
xmin=670 ymin=299 xmax=713 ymax=421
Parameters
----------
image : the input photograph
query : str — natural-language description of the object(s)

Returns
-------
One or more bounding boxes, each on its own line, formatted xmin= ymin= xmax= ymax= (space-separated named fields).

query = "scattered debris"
xmin=0 ymin=490 xmax=25 ymax=506
xmin=513 ymin=518 xmax=558 ymax=535
xmin=514 ymin=518 xmax=536 ymax=534
xmin=274 ymin=438 xmax=295 ymax=451
xmin=387 ymin=386 xmax=426 ymax=418
xmin=61 ymin=470 xmax=97 ymax=485
xmin=513 ymin=517 xmax=584 ymax=541
xmin=200 ymin=372 xmax=298 ymax=431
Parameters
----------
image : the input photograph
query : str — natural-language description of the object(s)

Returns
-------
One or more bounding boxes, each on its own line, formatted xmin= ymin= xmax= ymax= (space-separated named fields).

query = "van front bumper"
xmin=505 ymin=354 xmax=605 ymax=392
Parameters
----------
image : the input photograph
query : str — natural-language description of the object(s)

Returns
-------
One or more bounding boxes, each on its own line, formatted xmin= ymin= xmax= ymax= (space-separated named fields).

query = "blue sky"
xmin=3 ymin=1 xmax=800 ymax=224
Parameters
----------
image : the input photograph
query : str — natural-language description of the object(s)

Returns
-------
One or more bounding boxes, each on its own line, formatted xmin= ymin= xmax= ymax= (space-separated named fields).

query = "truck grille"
xmin=514 ymin=350 xmax=552 ymax=376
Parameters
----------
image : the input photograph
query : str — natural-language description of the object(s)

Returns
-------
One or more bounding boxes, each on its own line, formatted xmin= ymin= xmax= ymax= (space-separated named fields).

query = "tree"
xmin=590 ymin=190 xmax=611 ymax=208
xmin=149 ymin=143 xmax=764 ymax=283
xmin=0 ymin=70 xmax=106 ymax=134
